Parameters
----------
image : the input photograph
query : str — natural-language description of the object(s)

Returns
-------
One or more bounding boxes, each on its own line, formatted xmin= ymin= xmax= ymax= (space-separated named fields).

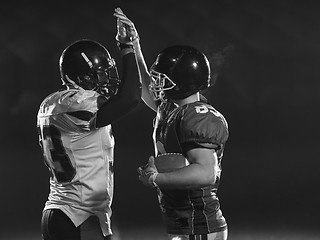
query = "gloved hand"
xmin=114 ymin=8 xmax=139 ymax=45
xmin=138 ymin=156 xmax=159 ymax=187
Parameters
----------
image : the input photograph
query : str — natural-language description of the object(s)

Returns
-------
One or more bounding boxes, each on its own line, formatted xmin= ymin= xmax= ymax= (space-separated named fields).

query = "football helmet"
xmin=59 ymin=39 xmax=121 ymax=98
xmin=149 ymin=45 xmax=210 ymax=100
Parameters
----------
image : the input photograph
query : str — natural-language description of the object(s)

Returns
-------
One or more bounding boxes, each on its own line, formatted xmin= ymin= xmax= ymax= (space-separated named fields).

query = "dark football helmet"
xmin=149 ymin=45 xmax=211 ymax=100
xmin=59 ymin=39 xmax=120 ymax=98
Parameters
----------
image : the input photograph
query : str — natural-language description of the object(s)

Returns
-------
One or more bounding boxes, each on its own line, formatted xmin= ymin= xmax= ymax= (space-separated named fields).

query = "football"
xmin=154 ymin=153 xmax=189 ymax=173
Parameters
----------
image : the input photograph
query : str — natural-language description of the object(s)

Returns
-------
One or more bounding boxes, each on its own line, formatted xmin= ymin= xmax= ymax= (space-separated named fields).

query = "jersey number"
xmin=39 ymin=125 xmax=76 ymax=183
xmin=195 ymin=105 xmax=221 ymax=117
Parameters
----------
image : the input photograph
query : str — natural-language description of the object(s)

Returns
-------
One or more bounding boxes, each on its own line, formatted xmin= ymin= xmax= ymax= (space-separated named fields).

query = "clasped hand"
xmin=114 ymin=8 xmax=139 ymax=44
xmin=137 ymin=156 xmax=158 ymax=187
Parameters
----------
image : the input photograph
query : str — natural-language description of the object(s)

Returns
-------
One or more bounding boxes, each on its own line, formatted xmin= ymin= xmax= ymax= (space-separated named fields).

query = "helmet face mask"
xmin=60 ymin=39 xmax=121 ymax=99
xmin=149 ymin=45 xmax=210 ymax=101
xmin=86 ymin=58 xmax=120 ymax=96
xmin=149 ymin=69 xmax=176 ymax=101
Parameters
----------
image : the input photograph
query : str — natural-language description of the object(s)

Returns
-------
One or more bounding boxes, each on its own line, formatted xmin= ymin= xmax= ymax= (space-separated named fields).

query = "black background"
xmin=1 ymin=0 xmax=319 ymax=238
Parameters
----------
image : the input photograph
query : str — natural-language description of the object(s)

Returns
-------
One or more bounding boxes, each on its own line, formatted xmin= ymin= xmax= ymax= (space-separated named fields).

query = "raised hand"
xmin=114 ymin=8 xmax=139 ymax=44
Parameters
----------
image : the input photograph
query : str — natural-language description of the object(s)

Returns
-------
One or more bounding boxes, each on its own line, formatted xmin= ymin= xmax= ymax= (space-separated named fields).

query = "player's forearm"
xmin=155 ymin=163 xmax=216 ymax=189
xmin=114 ymin=50 xmax=141 ymax=113
xmin=117 ymin=48 xmax=142 ymax=105
xmin=133 ymin=39 xmax=157 ymax=111
xmin=133 ymin=40 xmax=149 ymax=83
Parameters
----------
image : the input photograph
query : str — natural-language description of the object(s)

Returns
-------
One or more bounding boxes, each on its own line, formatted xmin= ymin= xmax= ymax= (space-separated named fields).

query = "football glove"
xmin=114 ymin=8 xmax=139 ymax=45
xmin=138 ymin=156 xmax=158 ymax=187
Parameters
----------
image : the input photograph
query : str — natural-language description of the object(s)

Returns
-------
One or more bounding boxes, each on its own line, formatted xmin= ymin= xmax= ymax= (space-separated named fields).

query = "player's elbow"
xmin=202 ymin=167 xmax=218 ymax=186
xmin=123 ymin=87 xmax=142 ymax=106
xmin=123 ymin=98 xmax=140 ymax=114
xmin=131 ymin=97 xmax=140 ymax=109
xmin=120 ymin=89 xmax=141 ymax=110
xmin=203 ymin=172 xmax=216 ymax=186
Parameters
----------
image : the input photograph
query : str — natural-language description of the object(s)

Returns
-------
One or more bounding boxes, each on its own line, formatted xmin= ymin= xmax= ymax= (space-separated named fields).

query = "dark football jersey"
xmin=153 ymin=100 xmax=229 ymax=235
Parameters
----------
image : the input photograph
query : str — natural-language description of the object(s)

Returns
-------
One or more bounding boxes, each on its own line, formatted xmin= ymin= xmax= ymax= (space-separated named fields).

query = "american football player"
xmin=37 ymin=8 xmax=141 ymax=240
xmin=134 ymin=41 xmax=230 ymax=238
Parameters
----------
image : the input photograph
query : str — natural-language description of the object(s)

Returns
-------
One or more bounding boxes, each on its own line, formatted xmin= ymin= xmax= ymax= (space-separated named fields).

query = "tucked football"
xmin=154 ymin=153 xmax=189 ymax=173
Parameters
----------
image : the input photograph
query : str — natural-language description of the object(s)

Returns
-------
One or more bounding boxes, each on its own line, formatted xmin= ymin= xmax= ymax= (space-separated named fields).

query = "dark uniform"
xmin=153 ymin=99 xmax=229 ymax=235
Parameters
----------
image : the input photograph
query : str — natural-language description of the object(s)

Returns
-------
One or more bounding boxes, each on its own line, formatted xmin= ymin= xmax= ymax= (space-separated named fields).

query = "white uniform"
xmin=37 ymin=89 xmax=114 ymax=236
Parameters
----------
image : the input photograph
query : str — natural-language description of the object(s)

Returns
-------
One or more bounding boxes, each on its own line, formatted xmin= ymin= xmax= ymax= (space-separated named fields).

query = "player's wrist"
xmin=118 ymin=36 xmax=140 ymax=52
xmin=117 ymin=41 xmax=133 ymax=50
xmin=116 ymin=42 xmax=134 ymax=55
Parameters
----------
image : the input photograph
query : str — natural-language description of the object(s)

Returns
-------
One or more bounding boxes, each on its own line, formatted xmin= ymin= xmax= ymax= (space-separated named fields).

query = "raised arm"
xmin=96 ymin=9 xmax=142 ymax=127
xmin=114 ymin=8 xmax=157 ymax=112
xmin=135 ymin=40 xmax=158 ymax=112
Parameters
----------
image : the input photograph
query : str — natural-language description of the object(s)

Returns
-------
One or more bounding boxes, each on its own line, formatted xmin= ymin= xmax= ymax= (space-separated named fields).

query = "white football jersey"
xmin=37 ymin=89 xmax=114 ymax=236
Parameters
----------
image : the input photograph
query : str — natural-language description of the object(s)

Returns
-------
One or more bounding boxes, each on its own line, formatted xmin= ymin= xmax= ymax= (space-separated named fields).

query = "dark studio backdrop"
xmin=1 ymin=0 xmax=319 ymax=238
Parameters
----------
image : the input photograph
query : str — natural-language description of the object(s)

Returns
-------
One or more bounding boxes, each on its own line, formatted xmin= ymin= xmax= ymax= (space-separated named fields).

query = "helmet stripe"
xmin=81 ymin=52 xmax=93 ymax=68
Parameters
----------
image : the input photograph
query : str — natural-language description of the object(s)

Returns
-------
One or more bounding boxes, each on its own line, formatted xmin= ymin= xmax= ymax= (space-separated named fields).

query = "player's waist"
xmin=160 ymin=191 xmax=219 ymax=210
xmin=46 ymin=195 xmax=111 ymax=212
xmin=48 ymin=185 xmax=112 ymax=207
xmin=161 ymin=186 xmax=218 ymax=199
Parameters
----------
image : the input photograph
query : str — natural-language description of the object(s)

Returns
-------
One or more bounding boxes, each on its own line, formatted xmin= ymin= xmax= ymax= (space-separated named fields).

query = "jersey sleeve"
xmin=39 ymin=90 xmax=103 ymax=133
xmin=178 ymin=103 xmax=229 ymax=151
xmin=64 ymin=90 xmax=103 ymax=131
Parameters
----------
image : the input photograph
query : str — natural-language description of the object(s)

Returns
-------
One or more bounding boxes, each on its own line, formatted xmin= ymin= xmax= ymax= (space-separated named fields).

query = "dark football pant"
xmin=41 ymin=209 xmax=111 ymax=240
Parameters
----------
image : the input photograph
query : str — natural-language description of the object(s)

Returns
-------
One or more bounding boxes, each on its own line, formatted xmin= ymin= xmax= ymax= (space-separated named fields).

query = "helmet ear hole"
xmin=149 ymin=45 xmax=210 ymax=100
xmin=59 ymin=39 xmax=121 ymax=98
xmin=83 ymin=75 xmax=91 ymax=81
